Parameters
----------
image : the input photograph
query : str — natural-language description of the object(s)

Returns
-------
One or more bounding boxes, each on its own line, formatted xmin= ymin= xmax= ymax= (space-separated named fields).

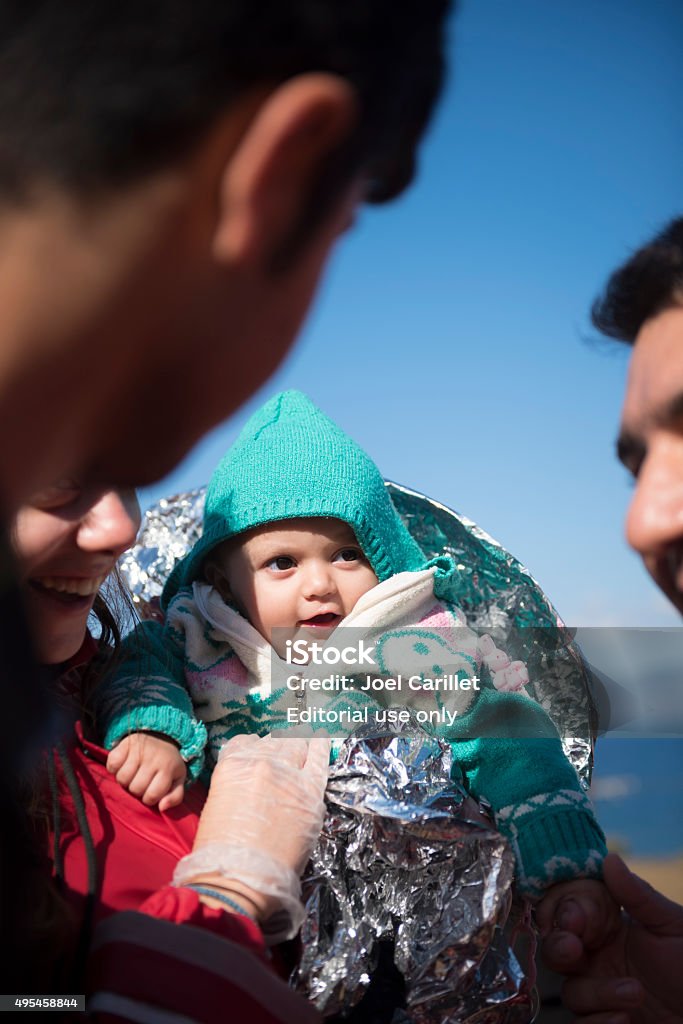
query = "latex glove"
xmin=174 ymin=734 xmax=329 ymax=941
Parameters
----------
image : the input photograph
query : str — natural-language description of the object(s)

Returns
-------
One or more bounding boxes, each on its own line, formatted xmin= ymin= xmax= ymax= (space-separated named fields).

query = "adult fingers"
xmin=263 ymin=736 xmax=310 ymax=768
xmin=540 ymin=930 xmax=586 ymax=973
xmin=303 ymin=738 xmax=331 ymax=780
xmin=603 ymin=854 xmax=683 ymax=936
xmin=217 ymin=734 xmax=310 ymax=769
xmin=562 ymin=974 xmax=644 ymax=1016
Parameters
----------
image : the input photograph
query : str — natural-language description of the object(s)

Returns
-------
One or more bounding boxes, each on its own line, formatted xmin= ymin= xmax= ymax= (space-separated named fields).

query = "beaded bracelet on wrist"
xmin=184 ymin=883 xmax=258 ymax=923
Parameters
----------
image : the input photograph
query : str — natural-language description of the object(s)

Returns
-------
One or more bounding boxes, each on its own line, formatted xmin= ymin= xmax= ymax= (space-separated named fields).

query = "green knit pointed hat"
xmin=162 ymin=390 xmax=427 ymax=607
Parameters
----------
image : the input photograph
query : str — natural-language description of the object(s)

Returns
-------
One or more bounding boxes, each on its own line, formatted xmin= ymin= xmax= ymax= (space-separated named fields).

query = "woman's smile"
xmin=31 ymin=572 xmax=110 ymax=598
xmin=13 ymin=485 xmax=140 ymax=663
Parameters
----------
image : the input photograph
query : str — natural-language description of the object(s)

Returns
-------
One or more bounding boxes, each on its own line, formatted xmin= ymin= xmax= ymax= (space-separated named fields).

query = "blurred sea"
xmin=590 ymin=736 xmax=683 ymax=857
xmin=573 ymin=629 xmax=683 ymax=857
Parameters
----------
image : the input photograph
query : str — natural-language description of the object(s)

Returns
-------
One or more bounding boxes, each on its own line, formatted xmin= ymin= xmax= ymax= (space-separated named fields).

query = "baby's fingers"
xmin=126 ymin=762 xmax=158 ymax=800
xmin=139 ymin=768 xmax=176 ymax=807
xmin=159 ymin=781 xmax=186 ymax=813
xmin=553 ymin=889 xmax=620 ymax=949
xmin=106 ymin=740 xmax=131 ymax=774
xmin=537 ymin=881 xmax=586 ymax=935
xmin=113 ymin=753 xmax=144 ymax=789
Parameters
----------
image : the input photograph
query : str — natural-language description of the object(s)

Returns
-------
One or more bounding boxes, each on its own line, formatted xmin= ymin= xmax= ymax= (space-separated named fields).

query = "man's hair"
xmin=0 ymin=1 xmax=452 ymax=212
xmin=591 ymin=217 xmax=683 ymax=344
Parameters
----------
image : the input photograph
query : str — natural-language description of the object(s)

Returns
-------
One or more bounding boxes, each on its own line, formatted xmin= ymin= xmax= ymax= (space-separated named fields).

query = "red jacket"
xmin=47 ymin=644 xmax=318 ymax=1024
xmin=52 ymin=721 xmax=208 ymax=925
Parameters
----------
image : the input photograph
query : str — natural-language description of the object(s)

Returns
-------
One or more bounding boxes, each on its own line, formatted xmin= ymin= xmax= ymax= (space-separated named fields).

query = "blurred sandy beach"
xmin=623 ymin=851 xmax=683 ymax=902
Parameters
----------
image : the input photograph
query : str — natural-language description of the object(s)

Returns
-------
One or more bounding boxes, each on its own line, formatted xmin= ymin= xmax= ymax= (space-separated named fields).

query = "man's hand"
xmin=106 ymin=732 xmax=187 ymax=812
xmin=537 ymin=853 xmax=683 ymax=1023
xmin=537 ymin=876 xmax=621 ymax=949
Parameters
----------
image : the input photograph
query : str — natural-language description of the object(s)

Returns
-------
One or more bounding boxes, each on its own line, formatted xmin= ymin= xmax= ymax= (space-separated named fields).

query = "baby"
xmin=100 ymin=390 xmax=614 ymax=914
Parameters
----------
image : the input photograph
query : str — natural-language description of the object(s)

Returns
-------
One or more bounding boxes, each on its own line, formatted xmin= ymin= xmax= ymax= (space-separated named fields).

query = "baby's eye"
xmin=266 ymin=556 xmax=295 ymax=572
xmin=334 ymin=548 xmax=362 ymax=563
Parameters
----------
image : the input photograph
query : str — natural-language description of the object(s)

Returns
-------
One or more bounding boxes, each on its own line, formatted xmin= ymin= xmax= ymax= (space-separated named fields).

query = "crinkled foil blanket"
xmin=292 ymin=724 xmax=532 ymax=1022
xmin=120 ymin=483 xmax=597 ymax=784
xmin=118 ymin=483 xmax=599 ymax=1020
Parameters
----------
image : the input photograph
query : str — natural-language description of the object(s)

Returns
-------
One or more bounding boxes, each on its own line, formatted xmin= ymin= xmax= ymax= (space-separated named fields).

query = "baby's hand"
xmin=536 ymin=876 xmax=621 ymax=950
xmin=106 ymin=732 xmax=187 ymax=812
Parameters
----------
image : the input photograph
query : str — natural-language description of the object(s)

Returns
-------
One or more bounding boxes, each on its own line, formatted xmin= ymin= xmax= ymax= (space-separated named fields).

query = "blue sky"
xmin=141 ymin=0 xmax=683 ymax=630
xmin=136 ymin=1 xmax=683 ymax=856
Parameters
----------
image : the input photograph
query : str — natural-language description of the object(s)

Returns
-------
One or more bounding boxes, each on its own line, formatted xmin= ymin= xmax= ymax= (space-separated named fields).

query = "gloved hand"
xmin=173 ymin=734 xmax=330 ymax=942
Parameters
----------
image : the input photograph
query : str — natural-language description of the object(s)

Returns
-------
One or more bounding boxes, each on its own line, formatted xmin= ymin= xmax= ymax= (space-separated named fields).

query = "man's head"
xmin=205 ymin=517 xmax=379 ymax=656
xmin=592 ymin=217 xmax=683 ymax=611
xmin=0 ymin=2 xmax=451 ymax=504
xmin=0 ymin=2 xmax=450 ymax=208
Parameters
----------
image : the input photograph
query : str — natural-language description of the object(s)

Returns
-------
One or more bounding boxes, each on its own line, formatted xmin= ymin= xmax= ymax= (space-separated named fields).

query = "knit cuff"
xmin=104 ymin=705 xmax=208 ymax=782
xmin=495 ymin=790 xmax=607 ymax=899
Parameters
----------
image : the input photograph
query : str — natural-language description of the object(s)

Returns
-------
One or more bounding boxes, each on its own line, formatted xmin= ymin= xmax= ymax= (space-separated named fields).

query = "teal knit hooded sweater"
xmin=162 ymin=389 xmax=428 ymax=601
xmin=100 ymin=391 xmax=606 ymax=897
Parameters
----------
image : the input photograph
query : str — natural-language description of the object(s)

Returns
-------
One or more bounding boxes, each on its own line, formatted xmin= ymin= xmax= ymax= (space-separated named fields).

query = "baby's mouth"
xmin=299 ymin=612 xmax=341 ymax=628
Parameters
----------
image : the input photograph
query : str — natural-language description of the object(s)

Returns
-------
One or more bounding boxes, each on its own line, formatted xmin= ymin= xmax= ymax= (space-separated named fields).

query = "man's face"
xmin=22 ymin=82 xmax=366 ymax=500
xmin=618 ymin=304 xmax=683 ymax=613
xmin=79 ymin=178 xmax=360 ymax=489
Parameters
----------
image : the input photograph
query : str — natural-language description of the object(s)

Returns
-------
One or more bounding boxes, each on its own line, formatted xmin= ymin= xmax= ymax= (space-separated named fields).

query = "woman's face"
xmin=13 ymin=482 xmax=141 ymax=664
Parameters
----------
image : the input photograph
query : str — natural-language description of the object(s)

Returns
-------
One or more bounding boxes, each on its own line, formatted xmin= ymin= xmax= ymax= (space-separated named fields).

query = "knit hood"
xmin=162 ymin=390 xmax=427 ymax=608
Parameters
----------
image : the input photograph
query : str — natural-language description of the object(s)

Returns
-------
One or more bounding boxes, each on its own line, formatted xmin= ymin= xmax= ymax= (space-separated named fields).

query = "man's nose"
xmin=77 ymin=489 xmax=141 ymax=556
xmin=625 ymin=440 xmax=683 ymax=557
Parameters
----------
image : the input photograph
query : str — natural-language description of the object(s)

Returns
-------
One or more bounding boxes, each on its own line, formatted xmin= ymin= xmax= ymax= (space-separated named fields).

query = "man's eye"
xmin=335 ymin=548 xmax=361 ymax=563
xmin=267 ymin=556 xmax=295 ymax=571
xmin=29 ymin=479 xmax=82 ymax=510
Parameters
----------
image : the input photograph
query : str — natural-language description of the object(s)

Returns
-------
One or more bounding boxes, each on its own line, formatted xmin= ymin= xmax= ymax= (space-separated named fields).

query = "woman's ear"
xmin=203 ymin=560 xmax=233 ymax=603
xmin=212 ymin=73 xmax=358 ymax=269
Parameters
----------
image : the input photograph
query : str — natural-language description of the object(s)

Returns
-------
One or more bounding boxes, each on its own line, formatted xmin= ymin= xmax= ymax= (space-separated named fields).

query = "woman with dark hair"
xmin=13 ymin=480 xmax=326 ymax=1023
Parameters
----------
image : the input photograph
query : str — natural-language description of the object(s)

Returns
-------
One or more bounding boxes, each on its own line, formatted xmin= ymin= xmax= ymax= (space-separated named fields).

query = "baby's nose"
xmin=302 ymin=562 xmax=335 ymax=598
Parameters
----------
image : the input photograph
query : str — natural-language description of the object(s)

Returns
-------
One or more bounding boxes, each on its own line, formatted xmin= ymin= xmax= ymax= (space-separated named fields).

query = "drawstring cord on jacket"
xmin=49 ymin=742 xmax=98 ymax=990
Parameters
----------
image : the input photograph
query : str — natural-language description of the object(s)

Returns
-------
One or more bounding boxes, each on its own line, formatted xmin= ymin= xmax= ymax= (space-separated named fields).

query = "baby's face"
xmin=211 ymin=517 xmax=378 ymax=656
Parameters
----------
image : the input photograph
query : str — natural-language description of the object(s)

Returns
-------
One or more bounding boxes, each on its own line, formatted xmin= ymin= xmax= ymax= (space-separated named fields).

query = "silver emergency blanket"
xmin=292 ymin=724 xmax=533 ymax=1022
xmin=119 ymin=482 xmax=597 ymax=783
xmin=119 ymin=489 xmax=206 ymax=620
xmin=117 ymin=483 xmax=595 ymax=1022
